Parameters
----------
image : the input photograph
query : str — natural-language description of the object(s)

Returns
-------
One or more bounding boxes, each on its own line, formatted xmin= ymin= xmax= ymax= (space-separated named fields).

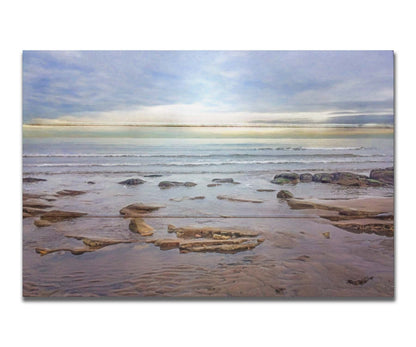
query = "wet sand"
xmin=23 ymin=184 xmax=394 ymax=297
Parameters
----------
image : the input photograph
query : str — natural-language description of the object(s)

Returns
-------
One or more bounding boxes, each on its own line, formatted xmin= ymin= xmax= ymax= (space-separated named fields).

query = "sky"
xmin=22 ymin=51 xmax=394 ymax=126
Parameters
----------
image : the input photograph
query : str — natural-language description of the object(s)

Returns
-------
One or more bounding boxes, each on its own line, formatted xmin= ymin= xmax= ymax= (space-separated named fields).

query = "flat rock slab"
xmin=169 ymin=196 xmax=205 ymax=202
xmin=56 ymin=190 xmax=86 ymax=196
xmin=158 ymin=181 xmax=197 ymax=189
xmin=40 ymin=210 xmax=88 ymax=222
xmin=23 ymin=199 xmax=53 ymax=209
xmin=36 ymin=237 xmax=137 ymax=256
xmin=257 ymin=189 xmax=276 ymax=192
xmin=168 ymin=224 xmax=259 ymax=238
xmin=23 ymin=177 xmax=46 ymax=183
xmin=217 ymin=195 xmax=263 ymax=203
xmin=119 ymin=203 xmax=165 ymax=217
xmin=212 ymin=178 xmax=240 ymax=184
xmin=151 ymin=237 xmax=263 ymax=253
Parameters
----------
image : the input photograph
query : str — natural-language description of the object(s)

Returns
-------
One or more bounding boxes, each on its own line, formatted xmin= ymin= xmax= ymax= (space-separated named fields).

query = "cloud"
xmin=23 ymin=51 xmax=394 ymax=125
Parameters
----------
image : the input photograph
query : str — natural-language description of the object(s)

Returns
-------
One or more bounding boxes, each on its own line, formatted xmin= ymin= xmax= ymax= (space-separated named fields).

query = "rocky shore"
xmin=23 ymin=167 xmax=395 ymax=297
xmin=271 ymin=167 xmax=393 ymax=187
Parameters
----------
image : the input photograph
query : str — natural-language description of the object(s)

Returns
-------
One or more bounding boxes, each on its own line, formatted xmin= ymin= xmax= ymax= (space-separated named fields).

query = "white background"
xmin=1 ymin=1 xmax=414 ymax=346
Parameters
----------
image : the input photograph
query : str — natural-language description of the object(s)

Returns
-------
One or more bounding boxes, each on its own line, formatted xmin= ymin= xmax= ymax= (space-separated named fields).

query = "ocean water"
xmin=23 ymin=126 xmax=393 ymax=176
xmin=22 ymin=126 xmax=394 ymax=297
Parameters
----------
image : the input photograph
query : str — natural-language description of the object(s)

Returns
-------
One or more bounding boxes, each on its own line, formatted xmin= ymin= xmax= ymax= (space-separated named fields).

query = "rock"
xmin=347 ymin=276 xmax=374 ymax=286
xmin=23 ymin=212 xmax=32 ymax=218
xmin=271 ymin=173 xmax=299 ymax=185
xmin=256 ymin=189 xmax=276 ymax=192
xmin=179 ymin=239 xmax=260 ymax=253
xmin=322 ymin=232 xmax=330 ymax=239
xmin=170 ymin=196 xmax=205 ymax=202
xmin=143 ymin=174 xmax=163 ymax=177
xmin=119 ymin=203 xmax=165 ymax=217
xmin=212 ymin=178 xmax=239 ymax=184
xmin=167 ymin=224 xmax=259 ymax=238
xmin=40 ymin=210 xmax=87 ymax=222
xmin=299 ymin=173 xmax=313 ymax=182
xmin=23 ymin=177 xmax=46 ymax=183
xmin=23 ymin=199 xmax=53 ymax=209
xmin=118 ymin=178 xmax=145 ymax=185
xmin=213 ymin=234 xmax=231 ymax=240
xmin=153 ymin=239 xmax=181 ymax=250
xmin=295 ymin=255 xmax=310 ymax=261
xmin=333 ymin=223 xmax=394 ymax=237
xmin=35 ymin=247 xmax=93 ymax=256
xmin=276 ymin=190 xmax=294 ymax=199
xmin=56 ymin=190 xmax=86 ymax=196
xmin=312 ymin=173 xmax=333 ymax=183
xmin=217 ymin=195 xmax=263 ymax=203
xmin=365 ymin=178 xmax=384 ymax=187
xmin=370 ymin=167 xmax=394 ymax=185
xmin=34 ymin=219 xmax=52 ymax=227
xmin=129 ymin=218 xmax=154 ymax=236
xmin=68 ymin=236 xmax=134 ymax=249
xmin=207 ymin=183 xmax=221 ymax=187
xmin=87 ymin=181 xmax=95 ymax=184
xmin=158 ymin=181 xmax=197 ymax=189
xmin=257 ymin=238 xmax=265 ymax=243
xmin=330 ymin=172 xmax=368 ymax=187
xmin=23 ymin=206 xmax=50 ymax=216
xmin=287 ymin=199 xmax=320 ymax=210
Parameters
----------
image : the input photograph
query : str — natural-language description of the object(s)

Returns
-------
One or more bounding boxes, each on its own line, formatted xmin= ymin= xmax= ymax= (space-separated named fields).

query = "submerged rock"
xmin=158 ymin=181 xmax=197 ymax=189
xmin=35 ymin=247 xmax=93 ymax=256
xmin=40 ymin=210 xmax=87 ymax=222
xmin=119 ymin=203 xmax=165 ymax=217
xmin=23 ymin=177 xmax=46 ymax=183
xmin=207 ymin=183 xmax=221 ymax=187
xmin=143 ymin=174 xmax=163 ymax=177
xmin=36 ymin=236 xmax=138 ymax=256
xmin=217 ymin=195 xmax=263 ymax=203
xmin=333 ymin=222 xmax=394 ymax=237
xmin=67 ymin=236 xmax=135 ymax=249
xmin=212 ymin=178 xmax=240 ymax=184
xmin=129 ymin=218 xmax=154 ymax=236
xmin=118 ymin=178 xmax=145 ymax=185
xmin=56 ymin=190 xmax=86 ymax=196
xmin=170 ymin=196 xmax=205 ymax=202
xmin=257 ymin=189 xmax=276 ymax=192
xmin=347 ymin=276 xmax=374 ymax=286
xmin=276 ymin=190 xmax=294 ymax=199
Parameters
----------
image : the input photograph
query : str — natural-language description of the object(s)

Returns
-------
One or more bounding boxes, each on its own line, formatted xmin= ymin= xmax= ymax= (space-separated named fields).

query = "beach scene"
xmin=22 ymin=51 xmax=394 ymax=297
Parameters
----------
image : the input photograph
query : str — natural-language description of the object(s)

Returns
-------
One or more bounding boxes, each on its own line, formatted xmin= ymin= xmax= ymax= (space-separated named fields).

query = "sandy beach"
xmin=23 ymin=162 xmax=394 ymax=297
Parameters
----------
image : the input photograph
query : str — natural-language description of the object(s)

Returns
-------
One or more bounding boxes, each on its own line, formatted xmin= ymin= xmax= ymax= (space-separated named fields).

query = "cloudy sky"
xmin=22 ymin=51 xmax=393 ymax=126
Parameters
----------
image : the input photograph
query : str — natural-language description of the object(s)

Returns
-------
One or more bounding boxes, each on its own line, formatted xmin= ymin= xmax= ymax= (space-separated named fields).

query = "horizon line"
xmin=23 ymin=123 xmax=394 ymax=129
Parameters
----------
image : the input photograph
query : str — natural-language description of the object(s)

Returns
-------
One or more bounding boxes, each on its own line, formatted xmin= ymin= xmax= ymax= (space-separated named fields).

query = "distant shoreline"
xmin=23 ymin=124 xmax=394 ymax=129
